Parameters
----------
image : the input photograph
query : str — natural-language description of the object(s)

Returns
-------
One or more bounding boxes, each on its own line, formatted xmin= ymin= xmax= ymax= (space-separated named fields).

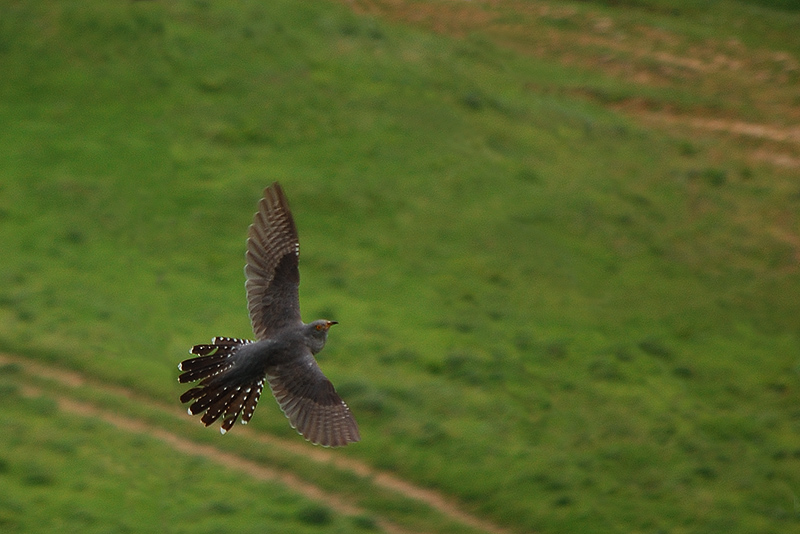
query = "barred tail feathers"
xmin=178 ymin=337 xmax=261 ymax=434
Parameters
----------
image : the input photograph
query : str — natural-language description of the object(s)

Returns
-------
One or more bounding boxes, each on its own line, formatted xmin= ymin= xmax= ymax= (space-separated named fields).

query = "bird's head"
xmin=305 ymin=319 xmax=337 ymax=354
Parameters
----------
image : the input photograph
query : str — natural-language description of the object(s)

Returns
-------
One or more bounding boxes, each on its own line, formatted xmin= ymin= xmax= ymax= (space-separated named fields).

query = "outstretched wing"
xmin=266 ymin=353 xmax=360 ymax=447
xmin=245 ymin=182 xmax=302 ymax=340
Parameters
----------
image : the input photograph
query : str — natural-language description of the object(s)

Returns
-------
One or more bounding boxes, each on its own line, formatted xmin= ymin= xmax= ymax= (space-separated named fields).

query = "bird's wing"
xmin=245 ymin=182 xmax=303 ymax=340
xmin=266 ymin=352 xmax=360 ymax=447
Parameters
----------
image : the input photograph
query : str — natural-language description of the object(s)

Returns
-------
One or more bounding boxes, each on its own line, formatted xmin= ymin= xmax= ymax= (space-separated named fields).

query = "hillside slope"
xmin=1 ymin=1 xmax=798 ymax=532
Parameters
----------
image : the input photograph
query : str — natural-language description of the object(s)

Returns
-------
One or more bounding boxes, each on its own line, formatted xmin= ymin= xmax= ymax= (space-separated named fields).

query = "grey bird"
xmin=178 ymin=182 xmax=360 ymax=447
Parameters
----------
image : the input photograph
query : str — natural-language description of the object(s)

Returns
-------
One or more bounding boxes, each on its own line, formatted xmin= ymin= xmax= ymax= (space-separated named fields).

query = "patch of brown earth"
xmin=339 ymin=0 xmax=800 ymax=167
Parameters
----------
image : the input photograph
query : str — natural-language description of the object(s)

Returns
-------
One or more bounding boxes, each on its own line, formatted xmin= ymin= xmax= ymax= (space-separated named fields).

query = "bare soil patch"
xmin=342 ymin=0 xmax=800 ymax=167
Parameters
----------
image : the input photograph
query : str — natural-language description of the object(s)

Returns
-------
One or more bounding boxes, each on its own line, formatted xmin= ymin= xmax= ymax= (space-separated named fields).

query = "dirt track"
xmin=343 ymin=0 xmax=800 ymax=169
xmin=3 ymin=353 xmax=509 ymax=534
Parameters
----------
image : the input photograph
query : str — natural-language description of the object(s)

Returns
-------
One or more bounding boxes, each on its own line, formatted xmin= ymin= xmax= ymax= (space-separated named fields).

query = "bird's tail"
xmin=178 ymin=337 xmax=264 ymax=434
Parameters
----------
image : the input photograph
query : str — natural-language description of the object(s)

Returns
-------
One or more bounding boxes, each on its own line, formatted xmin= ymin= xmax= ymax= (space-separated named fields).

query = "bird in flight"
xmin=178 ymin=182 xmax=360 ymax=447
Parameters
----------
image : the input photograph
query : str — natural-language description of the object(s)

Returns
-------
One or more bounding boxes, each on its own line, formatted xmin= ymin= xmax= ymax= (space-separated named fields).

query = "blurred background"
xmin=1 ymin=1 xmax=799 ymax=533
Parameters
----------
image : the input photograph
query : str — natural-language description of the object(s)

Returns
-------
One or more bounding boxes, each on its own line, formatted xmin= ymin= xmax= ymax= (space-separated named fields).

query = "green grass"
xmin=1 ymin=0 xmax=799 ymax=533
xmin=0 ymin=386 xmax=363 ymax=534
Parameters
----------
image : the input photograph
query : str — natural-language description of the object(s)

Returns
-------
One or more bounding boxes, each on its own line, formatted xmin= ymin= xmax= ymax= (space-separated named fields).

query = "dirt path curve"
xmin=2 ymin=354 xmax=510 ymax=534
xmin=17 ymin=382 xmax=403 ymax=532
xmin=630 ymin=112 xmax=800 ymax=168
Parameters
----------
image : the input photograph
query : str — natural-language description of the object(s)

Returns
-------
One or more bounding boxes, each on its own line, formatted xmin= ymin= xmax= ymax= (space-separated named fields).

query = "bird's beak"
xmin=327 ymin=321 xmax=338 ymax=327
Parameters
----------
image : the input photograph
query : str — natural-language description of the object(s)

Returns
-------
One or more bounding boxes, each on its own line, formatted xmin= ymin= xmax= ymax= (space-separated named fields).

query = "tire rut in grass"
xmin=2 ymin=354 xmax=510 ymax=534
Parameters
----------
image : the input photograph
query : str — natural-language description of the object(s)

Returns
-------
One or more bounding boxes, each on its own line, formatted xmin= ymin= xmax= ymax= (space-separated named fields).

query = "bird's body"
xmin=178 ymin=183 xmax=359 ymax=447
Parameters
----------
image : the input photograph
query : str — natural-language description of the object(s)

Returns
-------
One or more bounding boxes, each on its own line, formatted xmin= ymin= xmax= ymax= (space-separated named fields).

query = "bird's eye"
xmin=316 ymin=324 xmax=323 ymax=331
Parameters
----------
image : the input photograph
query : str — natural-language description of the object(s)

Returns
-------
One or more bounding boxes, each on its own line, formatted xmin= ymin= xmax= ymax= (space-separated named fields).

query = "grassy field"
xmin=0 ymin=379 xmax=370 ymax=534
xmin=1 ymin=0 xmax=799 ymax=532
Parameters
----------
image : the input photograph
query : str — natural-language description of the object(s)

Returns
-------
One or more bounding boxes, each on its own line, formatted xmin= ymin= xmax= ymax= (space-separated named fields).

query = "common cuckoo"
xmin=178 ymin=183 xmax=360 ymax=447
